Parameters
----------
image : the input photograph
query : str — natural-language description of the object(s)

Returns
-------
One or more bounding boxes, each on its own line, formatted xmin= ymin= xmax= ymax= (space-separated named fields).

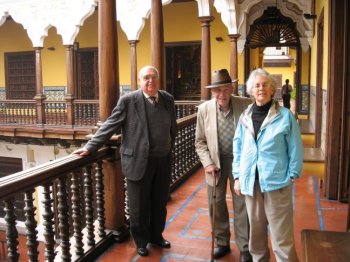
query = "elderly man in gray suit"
xmin=195 ymin=69 xmax=252 ymax=261
xmin=75 ymin=65 xmax=177 ymax=257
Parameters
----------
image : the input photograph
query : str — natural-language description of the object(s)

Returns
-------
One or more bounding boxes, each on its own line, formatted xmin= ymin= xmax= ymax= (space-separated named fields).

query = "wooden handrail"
xmin=0 ymin=146 xmax=117 ymax=201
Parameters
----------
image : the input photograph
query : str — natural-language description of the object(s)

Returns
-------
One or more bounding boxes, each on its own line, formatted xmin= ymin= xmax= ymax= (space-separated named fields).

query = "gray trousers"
xmin=245 ymin=182 xmax=298 ymax=262
xmin=207 ymin=157 xmax=250 ymax=251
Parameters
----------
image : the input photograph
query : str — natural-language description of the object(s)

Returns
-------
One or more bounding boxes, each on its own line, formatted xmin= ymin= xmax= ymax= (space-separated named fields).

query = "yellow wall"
xmin=301 ymin=49 xmax=310 ymax=84
xmin=310 ymin=0 xmax=329 ymax=90
xmin=42 ymin=28 xmax=66 ymax=86
xmin=0 ymin=1 xmax=316 ymax=90
xmin=0 ymin=20 xmax=33 ymax=87
xmin=250 ymin=48 xmax=260 ymax=70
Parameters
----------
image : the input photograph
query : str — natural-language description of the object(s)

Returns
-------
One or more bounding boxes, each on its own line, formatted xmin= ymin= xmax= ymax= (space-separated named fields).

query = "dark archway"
xmin=244 ymin=6 xmax=303 ymax=114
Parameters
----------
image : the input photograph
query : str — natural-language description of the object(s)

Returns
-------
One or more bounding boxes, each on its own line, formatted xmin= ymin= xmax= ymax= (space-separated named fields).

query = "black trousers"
xmin=282 ymin=94 xmax=291 ymax=109
xmin=126 ymin=153 xmax=172 ymax=248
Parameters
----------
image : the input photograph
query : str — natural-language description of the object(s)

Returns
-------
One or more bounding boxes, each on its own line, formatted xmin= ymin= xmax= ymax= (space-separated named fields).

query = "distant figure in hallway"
xmin=233 ymin=68 xmax=303 ymax=262
xmin=74 ymin=65 xmax=177 ymax=257
xmin=195 ymin=69 xmax=252 ymax=261
xmin=282 ymin=79 xmax=293 ymax=109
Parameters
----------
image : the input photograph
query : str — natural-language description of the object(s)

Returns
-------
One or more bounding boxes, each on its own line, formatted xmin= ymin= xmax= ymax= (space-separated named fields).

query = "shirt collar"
xmin=216 ymin=101 xmax=232 ymax=118
xmin=143 ymin=91 xmax=158 ymax=102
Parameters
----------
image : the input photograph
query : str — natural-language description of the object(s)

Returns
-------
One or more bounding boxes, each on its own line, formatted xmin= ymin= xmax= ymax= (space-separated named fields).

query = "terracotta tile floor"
xmin=96 ymin=167 xmax=348 ymax=262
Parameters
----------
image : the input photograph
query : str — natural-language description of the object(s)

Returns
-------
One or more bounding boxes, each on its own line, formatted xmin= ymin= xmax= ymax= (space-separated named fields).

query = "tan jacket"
xmin=195 ymin=95 xmax=251 ymax=186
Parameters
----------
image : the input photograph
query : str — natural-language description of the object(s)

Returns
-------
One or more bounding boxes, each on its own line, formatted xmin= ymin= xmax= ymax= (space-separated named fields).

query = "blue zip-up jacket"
xmin=232 ymin=100 xmax=303 ymax=196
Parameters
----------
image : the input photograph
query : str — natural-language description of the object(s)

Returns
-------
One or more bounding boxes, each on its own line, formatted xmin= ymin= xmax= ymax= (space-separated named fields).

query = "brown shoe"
xmin=240 ymin=250 xmax=252 ymax=262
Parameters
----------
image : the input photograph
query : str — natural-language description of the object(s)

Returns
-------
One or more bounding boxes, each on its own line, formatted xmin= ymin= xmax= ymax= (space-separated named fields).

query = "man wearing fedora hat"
xmin=195 ymin=69 xmax=252 ymax=261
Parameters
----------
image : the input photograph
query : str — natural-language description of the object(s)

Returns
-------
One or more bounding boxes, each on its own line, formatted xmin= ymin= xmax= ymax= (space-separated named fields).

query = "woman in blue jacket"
xmin=232 ymin=68 xmax=303 ymax=262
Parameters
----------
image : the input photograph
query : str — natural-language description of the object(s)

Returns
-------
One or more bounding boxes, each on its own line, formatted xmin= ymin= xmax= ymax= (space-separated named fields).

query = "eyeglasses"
xmin=254 ymin=82 xmax=270 ymax=89
xmin=141 ymin=74 xmax=159 ymax=81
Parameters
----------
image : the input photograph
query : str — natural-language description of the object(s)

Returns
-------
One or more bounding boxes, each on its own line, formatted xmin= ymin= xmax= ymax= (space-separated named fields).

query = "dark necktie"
xmin=148 ymin=96 xmax=157 ymax=105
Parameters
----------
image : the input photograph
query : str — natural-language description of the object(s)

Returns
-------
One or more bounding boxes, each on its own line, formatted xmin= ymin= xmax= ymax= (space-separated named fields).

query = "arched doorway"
xmin=244 ymin=6 xmax=304 ymax=114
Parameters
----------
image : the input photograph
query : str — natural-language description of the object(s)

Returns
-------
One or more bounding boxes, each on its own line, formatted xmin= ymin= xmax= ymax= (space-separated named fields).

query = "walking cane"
xmin=210 ymin=174 xmax=217 ymax=262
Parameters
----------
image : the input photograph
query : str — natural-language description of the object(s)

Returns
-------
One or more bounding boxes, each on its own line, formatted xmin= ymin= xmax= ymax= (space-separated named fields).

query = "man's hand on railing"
xmin=72 ymin=148 xmax=91 ymax=156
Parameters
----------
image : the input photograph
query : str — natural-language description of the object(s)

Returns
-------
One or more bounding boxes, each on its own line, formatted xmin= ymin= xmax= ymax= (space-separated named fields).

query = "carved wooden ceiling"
xmin=246 ymin=6 xmax=300 ymax=47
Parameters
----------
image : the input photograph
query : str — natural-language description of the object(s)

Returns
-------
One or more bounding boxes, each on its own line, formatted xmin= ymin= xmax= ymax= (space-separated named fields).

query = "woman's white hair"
xmin=246 ymin=68 xmax=277 ymax=96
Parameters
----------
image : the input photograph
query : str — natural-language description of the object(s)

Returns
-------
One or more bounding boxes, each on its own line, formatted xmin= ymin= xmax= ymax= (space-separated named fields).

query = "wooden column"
xmin=199 ymin=16 xmax=214 ymax=101
xmin=151 ymin=0 xmax=164 ymax=88
xmin=64 ymin=45 xmax=75 ymax=126
xmin=33 ymin=47 xmax=46 ymax=126
xmin=129 ymin=40 xmax=139 ymax=91
xmin=228 ymin=34 xmax=240 ymax=95
xmin=99 ymin=0 xmax=119 ymax=120
xmin=98 ymin=0 xmax=125 ymax=233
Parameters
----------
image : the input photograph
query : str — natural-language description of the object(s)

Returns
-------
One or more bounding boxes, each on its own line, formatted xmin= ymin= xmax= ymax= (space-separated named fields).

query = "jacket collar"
xmin=240 ymin=99 xmax=281 ymax=136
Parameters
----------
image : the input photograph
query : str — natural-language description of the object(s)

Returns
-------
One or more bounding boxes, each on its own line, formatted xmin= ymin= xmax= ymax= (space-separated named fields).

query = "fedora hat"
xmin=206 ymin=69 xmax=238 ymax=88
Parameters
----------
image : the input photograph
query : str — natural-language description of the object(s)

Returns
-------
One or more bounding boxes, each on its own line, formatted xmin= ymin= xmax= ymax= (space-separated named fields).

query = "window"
xmin=5 ymin=52 xmax=36 ymax=100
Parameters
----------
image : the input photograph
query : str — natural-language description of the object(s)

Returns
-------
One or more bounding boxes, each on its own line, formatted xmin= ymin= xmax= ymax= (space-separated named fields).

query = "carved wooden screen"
xmin=5 ymin=52 xmax=36 ymax=100
xmin=77 ymin=48 xmax=99 ymax=99
xmin=0 ymin=157 xmax=25 ymax=221
xmin=165 ymin=42 xmax=201 ymax=100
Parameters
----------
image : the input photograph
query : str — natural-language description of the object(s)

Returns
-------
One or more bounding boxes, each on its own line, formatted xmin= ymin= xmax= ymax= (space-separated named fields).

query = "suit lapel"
xmin=134 ymin=90 xmax=149 ymax=137
xmin=208 ymin=99 xmax=219 ymax=153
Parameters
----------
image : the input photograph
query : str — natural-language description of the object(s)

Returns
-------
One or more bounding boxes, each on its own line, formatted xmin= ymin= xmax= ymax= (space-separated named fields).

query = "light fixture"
xmin=215 ymin=37 xmax=223 ymax=42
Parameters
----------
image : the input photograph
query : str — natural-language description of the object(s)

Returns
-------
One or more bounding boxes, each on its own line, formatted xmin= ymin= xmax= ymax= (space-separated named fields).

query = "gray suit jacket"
xmin=85 ymin=89 xmax=177 ymax=181
xmin=195 ymin=95 xmax=251 ymax=186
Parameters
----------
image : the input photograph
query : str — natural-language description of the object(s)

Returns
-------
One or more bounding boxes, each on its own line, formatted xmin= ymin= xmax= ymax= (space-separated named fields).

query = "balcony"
xmin=0 ymin=99 xmax=201 ymax=261
xmin=0 ymin=100 xmax=199 ymax=141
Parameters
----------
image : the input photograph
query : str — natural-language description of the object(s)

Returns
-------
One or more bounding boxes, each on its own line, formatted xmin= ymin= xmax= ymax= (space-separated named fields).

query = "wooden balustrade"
xmin=0 ymin=100 xmax=199 ymax=127
xmin=0 ymin=147 xmax=118 ymax=261
xmin=174 ymin=100 xmax=200 ymax=119
xmin=0 ymin=113 xmax=201 ymax=261
xmin=0 ymin=100 xmax=36 ymax=125
xmin=73 ymin=100 xmax=100 ymax=127
xmin=171 ymin=113 xmax=200 ymax=189
xmin=43 ymin=101 xmax=67 ymax=126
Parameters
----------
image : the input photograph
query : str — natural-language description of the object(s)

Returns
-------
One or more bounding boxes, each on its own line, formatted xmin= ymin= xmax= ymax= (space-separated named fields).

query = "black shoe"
xmin=240 ymin=250 xmax=252 ymax=262
xmin=137 ymin=247 xmax=148 ymax=256
xmin=150 ymin=239 xmax=171 ymax=248
xmin=213 ymin=245 xmax=231 ymax=259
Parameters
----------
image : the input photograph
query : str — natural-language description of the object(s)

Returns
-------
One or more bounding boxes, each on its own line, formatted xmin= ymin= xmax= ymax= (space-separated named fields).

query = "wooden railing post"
xmin=228 ymin=34 xmax=240 ymax=96
xmin=64 ymin=45 xmax=75 ymax=127
xmin=98 ymin=0 xmax=126 ymax=237
xmin=34 ymin=47 xmax=46 ymax=126
xmin=199 ymin=16 xmax=214 ymax=101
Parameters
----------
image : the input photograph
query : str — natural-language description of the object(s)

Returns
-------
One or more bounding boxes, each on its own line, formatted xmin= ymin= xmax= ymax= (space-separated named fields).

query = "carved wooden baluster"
xmin=124 ymin=177 xmax=130 ymax=223
xmin=176 ymin=104 xmax=180 ymax=119
xmin=95 ymin=161 xmax=106 ymax=237
xmin=184 ymin=126 xmax=189 ymax=173
xmin=73 ymin=104 xmax=78 ymax=126
xmin=24 ymin=189 xmax=39 ymax=261
xmin=171 ymin=147 xmax=176 ymax=184
xmin=57 ymin=177 xmax=71 ymax=261
xmin=42 ymin=183 xmax=55 ymax=261
xmin=77 ymin=104 xmax=81 ymax=126
xmin=190 ymin=123 xmax=196 ymax=165
xmin=71 ymin=172 xmax=84 ymax=256
xmin=173 ymin=136 xmax=179 ymax=182
xmin=84 ymin=165 xmax=95 ymax=245
xmin=179 ymin=127 xmax=185 ymax=177
xmin=4 ymin=199 xmax=19 ymax=261
xmin=82 ymin=104 xmax=87 ymax=126
xmin=88 ymin=104 xmax=94 ymax=126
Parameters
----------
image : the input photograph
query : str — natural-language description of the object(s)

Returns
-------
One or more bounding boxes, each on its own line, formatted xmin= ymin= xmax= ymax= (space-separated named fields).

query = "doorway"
xmin=165 ymin=42 xmax=201 ymax=100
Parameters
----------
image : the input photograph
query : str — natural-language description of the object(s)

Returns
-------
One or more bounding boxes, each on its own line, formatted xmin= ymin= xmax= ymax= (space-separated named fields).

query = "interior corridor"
xmin=96 ymin=164 xmax=348 ymax=261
